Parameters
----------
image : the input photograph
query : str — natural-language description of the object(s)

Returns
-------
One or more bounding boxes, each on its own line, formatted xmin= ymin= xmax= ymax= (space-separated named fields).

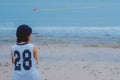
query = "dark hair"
xmin=16 ymin=24 xmax=32 ymax=43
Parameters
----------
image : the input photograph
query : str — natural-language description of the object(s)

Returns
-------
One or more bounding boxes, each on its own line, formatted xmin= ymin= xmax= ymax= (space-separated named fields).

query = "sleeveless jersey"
xmin=11 ymin=43 xmax=40 ymax=80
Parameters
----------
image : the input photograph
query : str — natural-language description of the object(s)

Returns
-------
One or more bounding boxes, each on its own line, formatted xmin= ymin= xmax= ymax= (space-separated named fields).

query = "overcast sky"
xmin=0 ymin=0 xmax=120 ymax=27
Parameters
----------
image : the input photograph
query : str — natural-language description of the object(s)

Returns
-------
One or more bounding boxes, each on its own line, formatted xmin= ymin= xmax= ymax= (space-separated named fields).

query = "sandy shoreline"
xmin=1 ymin=34 xmax=120 ymax=48
xmin=1 ymin=34 xmax=120 ymax=80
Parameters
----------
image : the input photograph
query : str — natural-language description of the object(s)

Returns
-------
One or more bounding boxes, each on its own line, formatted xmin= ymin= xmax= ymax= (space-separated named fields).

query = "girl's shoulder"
xmin=27 ymin=43 xmax=35 ymax=47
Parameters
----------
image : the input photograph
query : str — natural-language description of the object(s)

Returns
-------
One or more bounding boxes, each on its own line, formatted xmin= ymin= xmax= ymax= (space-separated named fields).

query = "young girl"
xmin=11 ymin=24 xmax=40 ymax=80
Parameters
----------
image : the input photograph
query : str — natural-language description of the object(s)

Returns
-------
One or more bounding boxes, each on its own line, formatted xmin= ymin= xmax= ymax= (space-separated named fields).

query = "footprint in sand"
xmin=0 ymin=62 xmax=2 ymax=66
xmin=4 ymin=62 xmax=10 ymax=67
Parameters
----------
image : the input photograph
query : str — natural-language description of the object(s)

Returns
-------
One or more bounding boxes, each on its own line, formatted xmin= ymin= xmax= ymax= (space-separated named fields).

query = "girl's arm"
xmin=33 ymin=46 xmax=39 ymax=65
xmin=11 ymin=50 xmax=14 ymax=64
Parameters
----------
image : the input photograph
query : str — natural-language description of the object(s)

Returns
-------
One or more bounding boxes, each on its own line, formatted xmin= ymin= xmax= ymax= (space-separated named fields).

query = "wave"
xmin=0 ymin=26 xmax=120 ymax=37
xmin=32 ymin=26 xmax=120 ymax=36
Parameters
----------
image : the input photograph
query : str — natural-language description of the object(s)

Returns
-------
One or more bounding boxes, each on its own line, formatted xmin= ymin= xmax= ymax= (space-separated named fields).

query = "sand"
xmin=39 ymin=45 xmax=120 ymax=80
xmin=0 ymin=34 xmax=120 ymax=80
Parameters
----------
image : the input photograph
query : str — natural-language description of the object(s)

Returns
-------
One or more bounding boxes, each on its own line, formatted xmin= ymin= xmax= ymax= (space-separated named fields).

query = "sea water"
xmin=1 ymin=26 xmax=120 ymax=37
xmin=33 ymin=26 xmax=120 ymax=37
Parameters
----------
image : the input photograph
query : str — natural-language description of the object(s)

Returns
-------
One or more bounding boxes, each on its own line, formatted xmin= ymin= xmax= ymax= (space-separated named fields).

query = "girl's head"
xmin=16 ymin=24 xmax=32 ymax=43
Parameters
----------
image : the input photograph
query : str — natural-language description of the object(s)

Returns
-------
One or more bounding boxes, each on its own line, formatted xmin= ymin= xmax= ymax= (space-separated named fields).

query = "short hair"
xmin=16 ymin=24 xmax=32 ymax=43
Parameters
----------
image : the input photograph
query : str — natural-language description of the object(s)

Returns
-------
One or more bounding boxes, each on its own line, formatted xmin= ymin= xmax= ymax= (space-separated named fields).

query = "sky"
xmin=0 ymin=0 xmax=120 ymax=27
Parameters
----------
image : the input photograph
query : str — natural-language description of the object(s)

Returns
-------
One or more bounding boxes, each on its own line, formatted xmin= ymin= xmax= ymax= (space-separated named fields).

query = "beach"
xmin=0 ymin=34 xmax=120 ymax=80
xmin=1 ymin=0 xmax=120 ymax=79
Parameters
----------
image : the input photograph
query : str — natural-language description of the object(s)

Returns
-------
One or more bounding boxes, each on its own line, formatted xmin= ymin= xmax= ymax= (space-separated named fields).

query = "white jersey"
xmin=11 ymin=43 xmax=40 ymax=80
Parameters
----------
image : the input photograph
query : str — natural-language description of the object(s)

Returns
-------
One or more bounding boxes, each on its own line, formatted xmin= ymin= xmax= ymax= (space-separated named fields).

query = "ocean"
xmin=1 ymin=0 xmax=120 ymax=37
xmin=1 ymin=26 xmax=120 ymax=37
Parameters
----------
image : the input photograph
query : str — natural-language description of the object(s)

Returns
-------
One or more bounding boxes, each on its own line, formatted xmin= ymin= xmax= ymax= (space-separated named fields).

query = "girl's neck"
xmin=17 ymin=42 xmax=28 ymax=45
